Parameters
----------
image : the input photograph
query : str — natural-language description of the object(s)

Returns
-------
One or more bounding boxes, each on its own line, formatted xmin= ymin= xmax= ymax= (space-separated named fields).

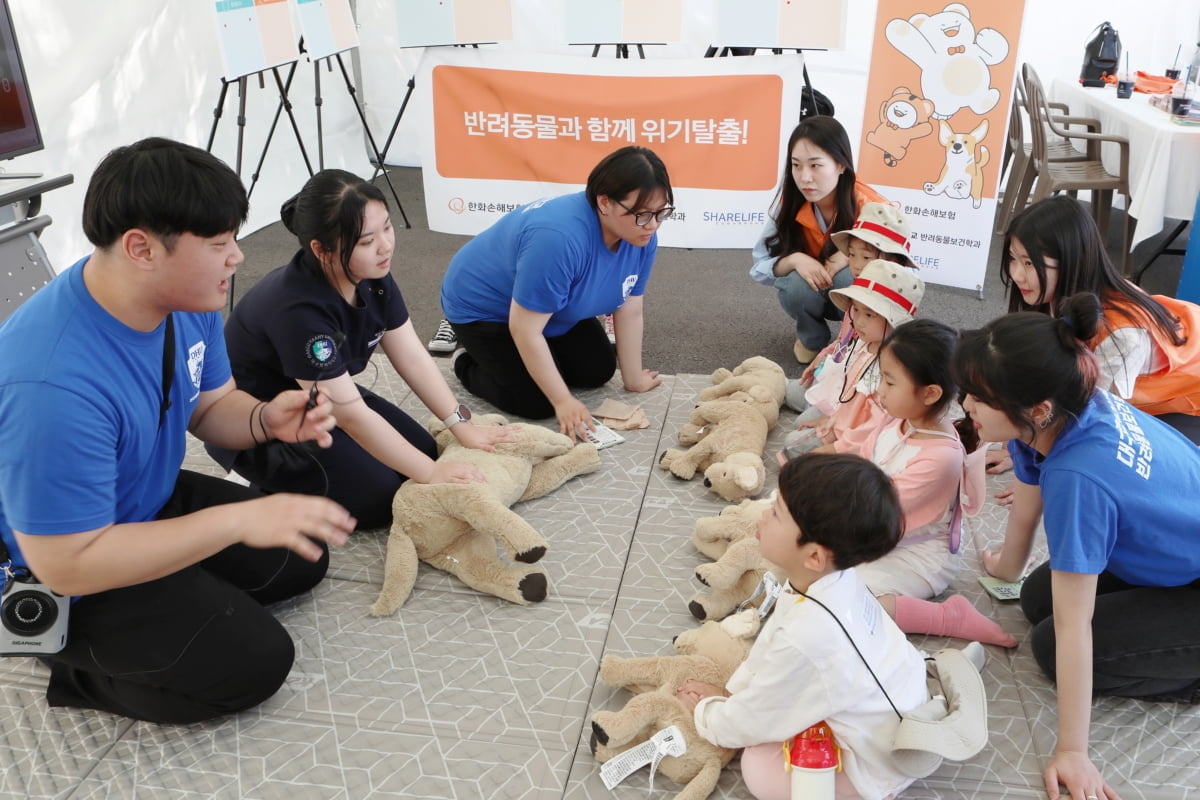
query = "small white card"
xmin=582 ymin=419 xmax=625 ymax=449
xmin=978 ymin=575 xmax=1024 ymax=601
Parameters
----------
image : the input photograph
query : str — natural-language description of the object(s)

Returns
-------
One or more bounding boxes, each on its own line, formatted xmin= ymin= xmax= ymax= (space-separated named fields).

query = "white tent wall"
xmin=7 ymin=0 xmax=1199 ymax=274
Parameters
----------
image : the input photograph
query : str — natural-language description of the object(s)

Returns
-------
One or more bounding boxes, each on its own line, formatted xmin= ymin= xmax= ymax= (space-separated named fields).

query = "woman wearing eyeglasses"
xmin=439 ymin=146 xmax=673 ymax=439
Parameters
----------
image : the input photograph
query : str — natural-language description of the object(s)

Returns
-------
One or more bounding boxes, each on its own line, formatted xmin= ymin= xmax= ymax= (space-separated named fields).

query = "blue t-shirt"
xmin=0 ymin=257 xmax=230 ymax=571
xmin=223 ymin=251 xmax=409 ymax=400
xmin=440 ymin=192 xmax=657 ymax=338
xmin=1010 ymin=391 xmax=1200 ymax=586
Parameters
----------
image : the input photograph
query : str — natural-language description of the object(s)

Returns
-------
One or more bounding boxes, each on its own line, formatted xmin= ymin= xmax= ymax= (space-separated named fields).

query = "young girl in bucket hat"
xmin=780 ymin=260 xmax=925 ymax=458
xmin=785 ymin=202 xmax=916 ymax=414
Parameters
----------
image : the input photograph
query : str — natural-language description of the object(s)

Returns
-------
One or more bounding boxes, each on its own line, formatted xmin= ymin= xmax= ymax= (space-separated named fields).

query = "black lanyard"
xmin=160 ymin=314 xmax=174 ymax=428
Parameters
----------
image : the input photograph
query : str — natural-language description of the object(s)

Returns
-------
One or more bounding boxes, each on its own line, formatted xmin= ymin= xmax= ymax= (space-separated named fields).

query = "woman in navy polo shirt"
xmin=218 ymin=170 xmax=508 ymax=528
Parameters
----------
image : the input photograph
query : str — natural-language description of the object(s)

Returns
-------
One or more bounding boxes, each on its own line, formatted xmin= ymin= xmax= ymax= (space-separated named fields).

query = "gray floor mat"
xmin=2 ymin=357 xmax=1196 ymax=799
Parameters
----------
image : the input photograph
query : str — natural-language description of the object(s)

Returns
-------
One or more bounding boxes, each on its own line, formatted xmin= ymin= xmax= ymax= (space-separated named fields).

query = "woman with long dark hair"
xmin=750 ymin=116 xmax=888 ymax=364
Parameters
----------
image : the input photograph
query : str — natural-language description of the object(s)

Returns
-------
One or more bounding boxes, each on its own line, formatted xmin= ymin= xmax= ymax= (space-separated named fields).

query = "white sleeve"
xmin=1094 ymin=328 xmax=1153 ymax=398
xmin=749 ymin=218 xmax=781 ymax=286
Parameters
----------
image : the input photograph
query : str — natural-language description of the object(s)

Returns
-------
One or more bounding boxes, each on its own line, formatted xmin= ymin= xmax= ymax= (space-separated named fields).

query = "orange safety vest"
xmin=1091 ymin=294 xmax=1200 ymax=416
xmin=793 ymin=182 xmax=888 ymax=258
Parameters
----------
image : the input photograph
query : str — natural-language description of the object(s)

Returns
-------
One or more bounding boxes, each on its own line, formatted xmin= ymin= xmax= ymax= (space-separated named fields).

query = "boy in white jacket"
xmin=677 ymin=453 xmax=930 ymax=800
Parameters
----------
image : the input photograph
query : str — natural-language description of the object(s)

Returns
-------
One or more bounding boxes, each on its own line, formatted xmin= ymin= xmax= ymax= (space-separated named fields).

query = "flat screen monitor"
xmin=0 ymin=0 xmax=41 ymax=161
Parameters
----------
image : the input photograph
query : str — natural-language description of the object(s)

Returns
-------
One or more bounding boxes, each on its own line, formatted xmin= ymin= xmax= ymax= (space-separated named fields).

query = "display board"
xmin=417 ymin=49 xmax=804 ymax=249
xmin=855 ymin=0 xmax=1026 ymax=290
xmin=564 ymin=0 xmax=683 ymax=44
xmin=713 ymin=0 xmax=845 ymax=50
xmin=395 ymin=0 xmax=513 ymax=47
xmin=294 ymin=0 xmax=358 ymax=60
xmin=212 ymin=0 xmax=300 ymax=80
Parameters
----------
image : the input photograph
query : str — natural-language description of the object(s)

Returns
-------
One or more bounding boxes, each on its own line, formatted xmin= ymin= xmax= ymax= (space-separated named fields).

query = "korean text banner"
xmin=417 ymin=49 xmax=804 ymax=249
xmin=856 ymin=0 xmax=1026 ymax=291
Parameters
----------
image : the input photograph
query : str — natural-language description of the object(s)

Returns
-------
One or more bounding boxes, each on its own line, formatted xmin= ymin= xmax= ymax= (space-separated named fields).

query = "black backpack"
xmin=800 ymin=63 xmax=835 ymax=120
xmin=1080 ymin=22 xmax=1121 ymax=87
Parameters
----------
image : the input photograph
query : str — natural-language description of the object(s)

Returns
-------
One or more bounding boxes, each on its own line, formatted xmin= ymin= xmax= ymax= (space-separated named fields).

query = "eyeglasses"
xmin=613 ymin=198 xmax=675 ymax=227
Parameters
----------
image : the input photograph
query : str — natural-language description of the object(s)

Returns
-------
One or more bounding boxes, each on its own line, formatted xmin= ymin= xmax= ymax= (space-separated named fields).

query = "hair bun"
xmin=280 ymin=195 xmax=299 ymax=234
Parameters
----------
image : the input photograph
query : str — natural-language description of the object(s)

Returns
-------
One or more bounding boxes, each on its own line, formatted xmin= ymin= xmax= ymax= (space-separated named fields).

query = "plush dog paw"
xmin=519 ymin=572 xmax=548 ymax=603
xmin=516 ymin=545 xmax=546 ymax=564
xmin=591 ymin=719 xmax=610 ymax=747
xmin=688 ymin=599 xmax=709 ymax=620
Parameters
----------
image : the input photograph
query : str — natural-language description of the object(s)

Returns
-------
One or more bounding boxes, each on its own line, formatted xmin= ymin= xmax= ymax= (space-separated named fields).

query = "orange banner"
xmin=856 ymin=0 xmax=1026 ymax=289
xmin=431 ymin=66 xmax=783 ymax=191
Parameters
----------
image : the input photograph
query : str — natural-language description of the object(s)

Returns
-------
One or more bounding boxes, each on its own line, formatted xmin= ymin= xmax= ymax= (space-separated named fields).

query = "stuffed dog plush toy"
xmin=590 ymin=610 xmax=761 ymax=800
xmin=370 ymin=414 xmax=600 ymax=615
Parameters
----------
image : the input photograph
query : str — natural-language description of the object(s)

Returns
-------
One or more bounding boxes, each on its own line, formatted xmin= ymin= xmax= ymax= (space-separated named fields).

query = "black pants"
xmin=451 ymin=317 xmax=616 ymax=420
xmin=43 ymin=471 xmax=329 ymax=723
xmin=1021 ymin=562 xmax=1200 ymax=701
xmin=223 ymin=385 xmax=436 ymax=529
xmin=1156 ymin=412 xmax=1200 ymax=445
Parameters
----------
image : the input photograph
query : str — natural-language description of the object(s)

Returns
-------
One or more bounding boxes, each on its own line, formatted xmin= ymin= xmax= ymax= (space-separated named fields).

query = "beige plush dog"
xmin=590 ymin=610 xmax=761 ymax=800
xmin=698 ymin=356 xmax=787 ymax=417
xmin=700 ymin=451 xmax=766 ymax=504
xmin=369 ymin=414 xmax=600 ymax=615
xmin=660 ymin=391 xmax=770 ymax=485
xmin=688 ymin=497 xmax=782 ymax=620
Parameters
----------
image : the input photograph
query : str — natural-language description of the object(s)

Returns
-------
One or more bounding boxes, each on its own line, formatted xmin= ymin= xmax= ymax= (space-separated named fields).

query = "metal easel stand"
xmin=311 ymin=43 xmax=410 ymax=228
xmin=205 ymin=61 xmax=314 ymax=310
xmin=205 ymin=63 xmax=315 ymax=198
xmin=368 ymin=43 xmax=487 ymax=215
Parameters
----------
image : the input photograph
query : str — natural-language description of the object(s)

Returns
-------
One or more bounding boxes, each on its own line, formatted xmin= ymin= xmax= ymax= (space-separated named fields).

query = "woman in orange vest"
xmin=1001 ymin=195 xmax=1200 ymax=443
xmin=750 ymin=116 xmax=887 ymax=365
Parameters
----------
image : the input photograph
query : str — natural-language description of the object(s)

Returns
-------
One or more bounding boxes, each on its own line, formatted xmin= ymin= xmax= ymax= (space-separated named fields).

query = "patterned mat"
xmin=1 ymin=357 xmax=1195 ymax=799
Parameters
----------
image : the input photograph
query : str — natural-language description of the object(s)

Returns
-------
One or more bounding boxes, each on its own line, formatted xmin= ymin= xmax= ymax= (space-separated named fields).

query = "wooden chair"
xmin=994 ymin=70 xmax=1098 ymax=234
xmin=1023 ymin=63 xmax=1134 ymax=273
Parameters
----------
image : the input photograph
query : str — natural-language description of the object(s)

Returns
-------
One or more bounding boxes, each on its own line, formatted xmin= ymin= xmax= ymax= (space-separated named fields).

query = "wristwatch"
xmin=441 ymin=403 xmax=472 ymax=428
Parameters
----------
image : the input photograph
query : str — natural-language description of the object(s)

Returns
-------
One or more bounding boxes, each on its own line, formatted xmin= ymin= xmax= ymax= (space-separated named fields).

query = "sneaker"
xmin=602 ymin=314 xmax=616 ymax=344
xmin=793 ymin=340 xmax=818 ymax=365
xmin=427 ymin=319 xmax=457 ymax=354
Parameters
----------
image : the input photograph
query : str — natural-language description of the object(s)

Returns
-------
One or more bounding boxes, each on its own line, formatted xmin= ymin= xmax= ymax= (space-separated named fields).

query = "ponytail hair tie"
xmin=1058 ymin=315 xmax=1077 ymax=334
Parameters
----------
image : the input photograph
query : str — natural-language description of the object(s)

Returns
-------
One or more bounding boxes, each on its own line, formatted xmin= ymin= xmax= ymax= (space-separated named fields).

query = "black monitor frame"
xmin=0 ymin=0 xmax=42 ymax=162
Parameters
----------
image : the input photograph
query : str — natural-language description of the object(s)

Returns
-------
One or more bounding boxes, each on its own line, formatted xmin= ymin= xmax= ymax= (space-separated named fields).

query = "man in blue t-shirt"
xmin=0 ymin=138 xmax=355 ymax=724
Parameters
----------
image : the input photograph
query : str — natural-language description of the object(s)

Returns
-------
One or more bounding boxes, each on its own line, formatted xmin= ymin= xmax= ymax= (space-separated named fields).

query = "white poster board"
xmin=564 ymin=0 xmax=683 ymax=44
xmin=417 ymin=49 xmax=804 ymax=250
xmin=212 ymin=0 xmax=300 ymax=80
xmin=294 ymin=0 xmax=359 ymax=60
xmin=394 ymin=0 xmax=513 ymax=47
xmin=714 ymin=0 xmax=846 ymax=50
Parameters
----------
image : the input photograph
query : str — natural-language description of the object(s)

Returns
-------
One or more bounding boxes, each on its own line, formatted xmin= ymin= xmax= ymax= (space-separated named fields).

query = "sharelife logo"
xmin=702 ymin=210 xmax=767 ymax=225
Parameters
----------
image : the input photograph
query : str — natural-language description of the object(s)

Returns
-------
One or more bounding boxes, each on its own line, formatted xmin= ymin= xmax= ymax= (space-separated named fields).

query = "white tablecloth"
xmin=1051 ymin=78 xmax=1200 ymax=250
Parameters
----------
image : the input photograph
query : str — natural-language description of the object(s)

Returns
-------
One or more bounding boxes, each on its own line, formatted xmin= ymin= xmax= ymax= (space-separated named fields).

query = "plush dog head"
xmin=702 ymin=452 xmax=766 ymax=502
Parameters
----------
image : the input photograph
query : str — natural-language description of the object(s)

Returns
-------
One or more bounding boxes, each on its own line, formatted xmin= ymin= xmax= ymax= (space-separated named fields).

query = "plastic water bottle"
xmin=788 ymin=722 xmax=839 ymax=799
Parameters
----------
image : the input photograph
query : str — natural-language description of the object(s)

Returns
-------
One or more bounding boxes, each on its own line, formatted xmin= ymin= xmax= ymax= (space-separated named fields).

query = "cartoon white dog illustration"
xmin=886 ymin=3 xmax=1009 ymax=119
xmin=923 ymin=119 xmax=990 ymax=208
xmin=866 ymin=87 xmax=936 ymax=167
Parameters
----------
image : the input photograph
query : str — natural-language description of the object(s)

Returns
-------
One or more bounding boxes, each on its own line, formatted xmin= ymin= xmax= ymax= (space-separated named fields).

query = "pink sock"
xmin=894 ymin=594 xmax=1017 ymax=648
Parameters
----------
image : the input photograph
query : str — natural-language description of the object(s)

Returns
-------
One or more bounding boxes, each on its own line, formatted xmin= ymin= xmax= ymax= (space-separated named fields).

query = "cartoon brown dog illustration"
xmin=866 ymin=87 xmax=936 ymax=167
xmin=923 ymin=118 xmax=990 ymax=208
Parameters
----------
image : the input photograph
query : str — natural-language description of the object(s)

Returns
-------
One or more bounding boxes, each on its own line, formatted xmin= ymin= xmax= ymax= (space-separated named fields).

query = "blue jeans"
xmin=774 ymin=267 xmax=851 ymax=351
xmin=1021 ymin=562 xmax=1200 ymax=701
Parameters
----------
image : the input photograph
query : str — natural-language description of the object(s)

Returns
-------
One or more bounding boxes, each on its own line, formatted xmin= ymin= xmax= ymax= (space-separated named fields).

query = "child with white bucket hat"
xmin=780 ymin=259 xmax=925 ymax=459
xmin=786 ymin=203 xmax=917 ymax=414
